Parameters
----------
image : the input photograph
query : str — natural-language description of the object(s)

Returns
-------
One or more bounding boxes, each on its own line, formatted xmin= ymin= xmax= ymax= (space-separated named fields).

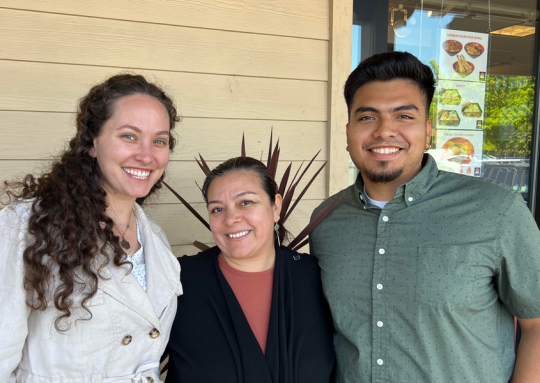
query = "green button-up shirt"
xmin=310 ymin=154 xmax=540 ymax=383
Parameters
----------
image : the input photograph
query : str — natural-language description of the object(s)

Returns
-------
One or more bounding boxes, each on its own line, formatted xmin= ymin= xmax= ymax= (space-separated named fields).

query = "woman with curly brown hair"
xmin=0 ymin=74 xmax=182 ymax=382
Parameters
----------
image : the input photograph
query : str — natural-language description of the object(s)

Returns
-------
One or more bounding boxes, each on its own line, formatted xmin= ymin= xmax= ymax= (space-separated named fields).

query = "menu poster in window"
xmin=439 ymin=30 xmax=488 ymax=82
xmin=431 ymin=130 xmax=484 ymax=177
xmin=437 ymin=80 xmax=486 ymax=130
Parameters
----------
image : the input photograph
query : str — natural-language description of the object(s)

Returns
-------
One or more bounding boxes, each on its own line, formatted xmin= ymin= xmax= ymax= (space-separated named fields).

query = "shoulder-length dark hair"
xmin=2 ymin=73 xmax=179 ymax=330
xmin=201 ymin=156 xmax=290 ymax=244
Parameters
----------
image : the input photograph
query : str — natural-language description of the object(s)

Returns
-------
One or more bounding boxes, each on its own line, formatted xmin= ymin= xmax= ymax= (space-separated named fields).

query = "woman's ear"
xmin=89 ymin=146 xmax=97 ymax=158
xmin=273 ymin=193 xmax=283 ymax=222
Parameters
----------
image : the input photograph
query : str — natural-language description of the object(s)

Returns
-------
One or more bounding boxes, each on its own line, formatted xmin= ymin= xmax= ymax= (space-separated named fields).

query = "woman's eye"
xmin=211 ymin=207 xmax=223 ymax=213
xmin=240 ymin=200 xmax=252 ymax=206
xmin=123 ymin=134 xmax=135 ymax=140
xmin=155 ymin=139 xmax=167 ymax=145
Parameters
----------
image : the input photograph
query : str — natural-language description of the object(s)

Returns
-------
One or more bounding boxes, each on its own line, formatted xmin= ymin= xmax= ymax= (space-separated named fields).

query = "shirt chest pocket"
xmin=415 ymin=245 xmax=476 ymax=309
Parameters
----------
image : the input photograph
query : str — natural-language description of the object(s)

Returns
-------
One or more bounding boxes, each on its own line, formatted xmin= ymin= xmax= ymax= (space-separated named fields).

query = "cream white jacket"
xmin=0 ymin=201 xmax=182 ymax=383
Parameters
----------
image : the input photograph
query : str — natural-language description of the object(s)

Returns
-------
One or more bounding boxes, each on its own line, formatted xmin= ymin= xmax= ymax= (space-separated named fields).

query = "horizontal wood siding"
xmin=0 ymin=1 xmax=330 ymax=250
xmin=0 ymin=8 xmax=328 ymax=80
xmin=0 ymin=0 xmax=329 ymax=39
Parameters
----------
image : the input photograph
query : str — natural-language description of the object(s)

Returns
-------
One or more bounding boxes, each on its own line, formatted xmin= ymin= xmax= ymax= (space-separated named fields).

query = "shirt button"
xmin=408 ymin=197 xmax=413 ymax=202
xmin=359 ymin=193 xmax=364 ymax=200
xmin=379 ymin=248 xmax=385 ymax=254
xmin=377 ymin=321 xmax=384 ymax=327
xmin=363 ymin=206 xmax=367 ymax=210
xmin=121 ymin=335 xmax=132 ymax=345
xmin=146 ymin=378 xmax=154 ymax=383
xmin=382 ymin=216 xmax=388 ymax=222
xmin=376 ymin=284 xmax=383 ymax=290
xmin=149 ymin=328 xmax=160 ymax=339
xmin=377 ymin=359 xmax=384 ymax=365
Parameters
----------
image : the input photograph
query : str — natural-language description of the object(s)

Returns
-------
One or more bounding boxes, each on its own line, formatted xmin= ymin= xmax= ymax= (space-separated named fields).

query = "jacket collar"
xmin=98 ymin=204 xmax=182 ymax=328
xmin=354 ymin=154 xmax=439 ymax=208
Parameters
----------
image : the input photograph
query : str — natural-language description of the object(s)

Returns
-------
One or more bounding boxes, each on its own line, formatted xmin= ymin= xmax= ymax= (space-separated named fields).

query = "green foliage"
xmin=428 ymin=57 xmax=534 ymax=158
xmin=483 ymin=75 xmax=534 ymax=157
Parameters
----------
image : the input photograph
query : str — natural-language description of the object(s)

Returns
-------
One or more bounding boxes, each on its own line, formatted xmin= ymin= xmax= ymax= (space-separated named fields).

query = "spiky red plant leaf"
xmin=280 ymin=181 xmax=297 ymax=223
xmin=193 ymin=241 xmax=211 ymax=251
xmin=268 ymin=140 xmax=280 ymax=180
xmin=278 ymin=162 xmax=292 ymax=197
xmin=283 ymin=161 xmax=327 ymax=223
xmin=290 ymin=238 xmax=309 ymax=252
xmin=163 ymin=181 xmax=210 ymax=231
xmin=267 ymin=129 xmax=273 ymax=167
xmin=286 ymin=161 xmax=303 ymax=196
xmin=287 ymin=195 xmax=343 ymax=250
xmin=195 ymin=157 xmax=210 ymax=176
xmin=199 ymin=154 xmax=211 ymax=174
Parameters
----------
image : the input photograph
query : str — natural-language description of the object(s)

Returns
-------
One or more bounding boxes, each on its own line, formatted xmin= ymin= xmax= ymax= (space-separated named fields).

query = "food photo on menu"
xmin=430 ymin=130 xmax=485 ymax=177
xmin=439 ymin=29 xmax=488 ymax=82
xmin=436 ymin=80 xmax=486 ymax=130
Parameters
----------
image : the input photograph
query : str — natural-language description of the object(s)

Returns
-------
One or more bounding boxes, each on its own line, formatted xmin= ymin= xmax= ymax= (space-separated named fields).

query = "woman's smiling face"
xmin=89 ymin=93 xmax=171 ymax=204
xmin=207 ymin=170 xmax=281 ymax=268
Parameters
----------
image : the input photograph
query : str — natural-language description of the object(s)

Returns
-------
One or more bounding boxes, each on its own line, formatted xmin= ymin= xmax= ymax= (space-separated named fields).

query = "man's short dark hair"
xmin=344 ymin=51 xmax=436 ymax=119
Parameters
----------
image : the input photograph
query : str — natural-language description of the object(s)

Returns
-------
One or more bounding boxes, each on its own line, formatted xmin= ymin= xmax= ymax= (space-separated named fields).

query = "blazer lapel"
xmin=97 ymin=205 xmax=182 ymax=329
xmin=136 ymin=206 xmax=182 ymax=319
xmin=98 ymin=261 xmax=161 ymax=329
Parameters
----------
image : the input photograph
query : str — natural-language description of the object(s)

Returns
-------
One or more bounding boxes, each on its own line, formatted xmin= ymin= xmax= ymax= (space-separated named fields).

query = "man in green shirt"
xmin=310 ymin=51 xmax=540 ymax=382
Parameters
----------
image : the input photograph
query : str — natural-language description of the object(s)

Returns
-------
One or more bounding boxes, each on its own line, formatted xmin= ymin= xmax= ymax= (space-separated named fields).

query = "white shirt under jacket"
xmin=0 ymin=201 xmax=183 ymax=383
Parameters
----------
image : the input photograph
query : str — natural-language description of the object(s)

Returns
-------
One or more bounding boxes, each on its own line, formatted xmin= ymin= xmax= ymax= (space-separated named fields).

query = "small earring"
xmin=274 ymin=222 xmax=281 ymax=247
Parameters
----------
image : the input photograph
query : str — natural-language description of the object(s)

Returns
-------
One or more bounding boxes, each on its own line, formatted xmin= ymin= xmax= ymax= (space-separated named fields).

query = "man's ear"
xmin=425 ymin=120 xmax=432 ymax=150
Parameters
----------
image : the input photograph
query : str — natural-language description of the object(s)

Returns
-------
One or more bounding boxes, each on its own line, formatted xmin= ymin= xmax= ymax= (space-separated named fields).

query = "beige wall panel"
xmin=1 ymin=160 xmax=52 ymax=183
xmin=0 ymin=9 xmax=328 ymax=81
xmin=144 ymin=199 xmax=323 ymax=246
xmin=0 ymin=61 xmax=327 ymax=121
xmin=0 ymin=0 xmax=329 ymax=40
xmin=1 ymin=159 xmax=326 ymax=204
xmin=0 ymin=112 xmax=327 ymax=161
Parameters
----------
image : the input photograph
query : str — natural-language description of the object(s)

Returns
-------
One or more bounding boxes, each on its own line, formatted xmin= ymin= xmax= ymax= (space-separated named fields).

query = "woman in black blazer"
xmin=165 ymin=156 xmax=334 ymax=383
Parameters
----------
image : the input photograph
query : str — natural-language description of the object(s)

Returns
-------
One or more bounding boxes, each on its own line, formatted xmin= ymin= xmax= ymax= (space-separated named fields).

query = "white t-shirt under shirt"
xmin=363 ymin=186 xmax=389 ymax=209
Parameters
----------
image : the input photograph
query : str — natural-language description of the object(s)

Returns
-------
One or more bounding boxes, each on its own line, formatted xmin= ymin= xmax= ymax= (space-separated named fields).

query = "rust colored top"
xmin=218 ymin=255 xmax=274 ymax=354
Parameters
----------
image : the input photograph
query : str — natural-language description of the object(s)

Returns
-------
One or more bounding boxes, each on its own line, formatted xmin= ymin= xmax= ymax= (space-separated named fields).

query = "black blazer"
xmin=165 ymin=245 xmax=335 ymax=383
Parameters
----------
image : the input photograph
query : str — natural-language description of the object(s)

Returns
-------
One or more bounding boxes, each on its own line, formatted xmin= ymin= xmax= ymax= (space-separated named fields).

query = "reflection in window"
xmin=350 ymin=0 xmax=536 ymax=204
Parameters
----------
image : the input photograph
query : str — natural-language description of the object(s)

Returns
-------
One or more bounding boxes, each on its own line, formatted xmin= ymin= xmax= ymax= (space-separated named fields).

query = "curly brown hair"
xmin=2 ymin=73 xmax=179 ymax=331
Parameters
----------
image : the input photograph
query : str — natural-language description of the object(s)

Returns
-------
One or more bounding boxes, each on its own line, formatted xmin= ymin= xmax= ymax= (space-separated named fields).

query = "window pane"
xmin=352 ymin=0 xmax=537 ymax=205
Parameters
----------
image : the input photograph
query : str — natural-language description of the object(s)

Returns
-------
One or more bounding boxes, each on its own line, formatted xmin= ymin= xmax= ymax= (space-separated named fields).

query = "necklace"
xmin=110 ymin=208 xmax=134 ymax=250
xmin=116 ymin=223 xmax=131 ymax=250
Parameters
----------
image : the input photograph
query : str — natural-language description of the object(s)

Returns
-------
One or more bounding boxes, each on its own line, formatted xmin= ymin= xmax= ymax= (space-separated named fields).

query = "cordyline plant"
xmin=163 ymin=131 xmax=343 ymax=252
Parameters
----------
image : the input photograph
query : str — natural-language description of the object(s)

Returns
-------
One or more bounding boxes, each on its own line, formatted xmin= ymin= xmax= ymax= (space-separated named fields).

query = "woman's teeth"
xmin=371 ymin=148 xmax=400 ymax=154
xmin=123 ymin=168 xmax=150 ymax=180
xmin=228 ymin=231 xmax=249 ymax=238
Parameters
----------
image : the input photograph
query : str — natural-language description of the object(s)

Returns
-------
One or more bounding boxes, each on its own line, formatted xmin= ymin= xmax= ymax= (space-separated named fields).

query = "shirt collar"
xmin=354 ymin=154 xmax=439 ymax=208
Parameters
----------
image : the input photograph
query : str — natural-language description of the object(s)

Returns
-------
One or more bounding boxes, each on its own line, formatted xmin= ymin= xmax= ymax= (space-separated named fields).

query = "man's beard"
xmin=362 ymin=161 xmax=403 ymax=183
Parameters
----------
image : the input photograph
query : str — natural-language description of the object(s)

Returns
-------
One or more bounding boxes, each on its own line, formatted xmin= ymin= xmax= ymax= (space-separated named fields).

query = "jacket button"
xmin=146 ymin=378 xmax=154 ymax=383
xmin=149 ymin=328 xmax=160 ymax=339
xmin=121 ymin=335 xmax=132 ymax=345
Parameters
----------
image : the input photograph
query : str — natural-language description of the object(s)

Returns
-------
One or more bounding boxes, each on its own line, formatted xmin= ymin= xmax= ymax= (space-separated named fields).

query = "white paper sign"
xmin=436 ymin=80 xmax=486 ymax=130
xmin=439 ymin=29 xmax=489 ymax=82
xmin=430 ymin=130 xmax=484 ymax=177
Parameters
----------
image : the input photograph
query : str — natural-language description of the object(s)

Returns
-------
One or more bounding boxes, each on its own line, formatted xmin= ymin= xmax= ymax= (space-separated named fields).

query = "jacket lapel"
xmin=97 ymin=205 xmax=182 ymax=329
